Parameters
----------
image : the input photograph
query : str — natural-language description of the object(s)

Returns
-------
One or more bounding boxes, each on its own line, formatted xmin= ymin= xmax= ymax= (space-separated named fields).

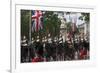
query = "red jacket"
xmin=79 ymin=49 xmax=87 ymax=59
xmin=32 ymin=57 xmax=44 ymax=62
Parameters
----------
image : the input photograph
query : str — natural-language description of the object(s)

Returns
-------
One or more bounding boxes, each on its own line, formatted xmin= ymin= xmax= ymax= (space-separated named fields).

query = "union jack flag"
xmin=32 ymin=10 xmax=43 ymax=32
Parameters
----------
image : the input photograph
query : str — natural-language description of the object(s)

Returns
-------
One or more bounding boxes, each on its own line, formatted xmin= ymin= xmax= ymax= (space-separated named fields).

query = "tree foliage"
xmin=21 ymin=10 xmax=30 ymax=39
xmin=43 ymin=11 xmax=61 ymax=38
xmin=79 ymin=13 xmax=90 ymax=23
xmin=66 ymin=22 xmax=72 ymax=33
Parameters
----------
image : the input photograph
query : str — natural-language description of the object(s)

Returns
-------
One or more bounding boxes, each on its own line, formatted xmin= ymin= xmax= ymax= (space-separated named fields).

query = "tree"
xmin=43 ymin=11 xmax=61 ymax=41
xmin=21 ymin=10 xmax=30 ymax=40
xmin=66 ymin=22 xmax=72 ymax=33
xmin=79 ymin=13 xmax=90 ymax=41
xmin=79 ymin=13 xmax=90 ymax=23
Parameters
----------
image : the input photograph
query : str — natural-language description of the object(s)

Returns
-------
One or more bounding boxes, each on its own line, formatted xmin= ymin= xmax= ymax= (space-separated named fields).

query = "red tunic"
xmin=79 ymin=49 xmax=87 ymax=59
xmin=32 ymin=57 xmax=44 ymax=62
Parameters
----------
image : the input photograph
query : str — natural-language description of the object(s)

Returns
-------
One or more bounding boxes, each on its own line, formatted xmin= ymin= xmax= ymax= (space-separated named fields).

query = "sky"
xmin=63 ymin=12 xmax=85 ymax=26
